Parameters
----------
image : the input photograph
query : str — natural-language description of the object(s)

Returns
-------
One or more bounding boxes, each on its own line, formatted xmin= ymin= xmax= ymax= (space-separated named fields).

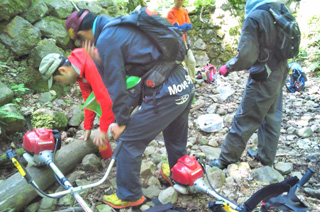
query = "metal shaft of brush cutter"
xmin=47 ymin=124 xmax=121 ymax=197
xmin=192 ymin=178 xmax=242 ymax=211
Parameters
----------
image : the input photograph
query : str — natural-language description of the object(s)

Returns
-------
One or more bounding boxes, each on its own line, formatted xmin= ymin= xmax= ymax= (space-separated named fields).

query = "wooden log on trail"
xmin=0 ymin=133 xmax=99 ymax=212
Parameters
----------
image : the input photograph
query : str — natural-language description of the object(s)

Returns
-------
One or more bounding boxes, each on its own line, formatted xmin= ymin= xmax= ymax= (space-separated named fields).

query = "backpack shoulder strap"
xmin=255 ymin=4 xmax=271 ymax=12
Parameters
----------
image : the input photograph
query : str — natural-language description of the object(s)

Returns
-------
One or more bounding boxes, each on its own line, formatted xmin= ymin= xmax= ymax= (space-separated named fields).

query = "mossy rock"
xmin=32 ymin=80 xmax=70 ymax=97
xmin=31 ymin=109 xmax=68 ymax=131
xmin=17 ymin=67 xmax=42 ymax=88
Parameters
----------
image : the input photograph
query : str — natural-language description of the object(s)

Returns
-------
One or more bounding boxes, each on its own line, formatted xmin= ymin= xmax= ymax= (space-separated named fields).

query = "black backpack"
xmin=257 ymin=3 xmax=301 ymax=60
xmin=102 ymin=6 xmax=187 ymax=62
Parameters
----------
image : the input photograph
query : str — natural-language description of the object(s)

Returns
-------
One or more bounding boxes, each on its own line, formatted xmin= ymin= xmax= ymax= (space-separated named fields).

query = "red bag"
xmin=204 ymin=64 xmax=217 ymax=84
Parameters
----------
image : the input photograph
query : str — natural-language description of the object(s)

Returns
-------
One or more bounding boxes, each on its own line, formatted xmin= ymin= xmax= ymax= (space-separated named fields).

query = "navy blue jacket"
xmin=94 ymin=15 xmax=162 ymax=126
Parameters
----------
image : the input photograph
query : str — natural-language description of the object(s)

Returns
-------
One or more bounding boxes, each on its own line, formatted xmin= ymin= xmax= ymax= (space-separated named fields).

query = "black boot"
xmin=207 ymin=159 xmax=227 ymax=169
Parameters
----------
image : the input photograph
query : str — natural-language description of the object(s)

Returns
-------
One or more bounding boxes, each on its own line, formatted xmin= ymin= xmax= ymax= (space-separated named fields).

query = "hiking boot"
xmin=160 ymin=163 xmax=173 ymax=186
xmin=207 ymin=159 xmax=228 ymax=169
xmin=102 ymin=193 xmax=145 ymax=209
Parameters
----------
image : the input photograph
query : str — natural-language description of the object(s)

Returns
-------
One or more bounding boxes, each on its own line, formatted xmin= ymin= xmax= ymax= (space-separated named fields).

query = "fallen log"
xmin=0 ymin=133 xmax=99 ymax=212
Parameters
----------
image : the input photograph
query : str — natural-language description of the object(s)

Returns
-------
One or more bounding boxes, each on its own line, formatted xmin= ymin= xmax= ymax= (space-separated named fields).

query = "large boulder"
xmin=0 ymin=16 xmax=41 ymax=57
xmin=21 ymin=1 xmax=49 ymax=24
xmin=28 ymin=39 xmax=65 ymax=68
xmin=0 ymin=0 xmax=32 ymax=21
xmin=34 ymin=16 xmax=70 ymax=47
xmin=0 ymin=104 xmax=26 ymax=134
xmin=0 ymin=43 xmax=15 ymax=62
xmin=31 ymin=109 xmax=68 ymax=131
xmin=0 ymin=82 xmax=14 ymax=107
xmin=47 ymin=0 xmax=74 ymax=19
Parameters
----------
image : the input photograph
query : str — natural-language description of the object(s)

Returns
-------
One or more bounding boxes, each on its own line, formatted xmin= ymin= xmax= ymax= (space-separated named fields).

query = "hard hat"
xmin=39 ymin=53 xmax=66 ymax=89
xmin=65 ymin=10 xmax=90 ymax=40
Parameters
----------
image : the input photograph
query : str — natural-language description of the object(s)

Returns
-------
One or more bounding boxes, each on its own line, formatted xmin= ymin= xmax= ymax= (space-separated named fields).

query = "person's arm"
xmin=167 ymin=10 xmax=178 ymax=25
xmin=85 ymin=64 xmax=115 ymax=134
xmin=226 ymin=18 xmax=260 ymax=72
xmin=184 ymin=9 xmax=192 ymax=32
xmin=97 ymin=37 xmax=130 ymax=126
xmin=78 ymin=80 xmax=96 ymax=131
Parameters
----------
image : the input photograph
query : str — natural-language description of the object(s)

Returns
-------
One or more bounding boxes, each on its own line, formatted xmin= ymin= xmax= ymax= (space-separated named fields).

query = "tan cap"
xmin=39 ymin=53 xmax=64 ymax=89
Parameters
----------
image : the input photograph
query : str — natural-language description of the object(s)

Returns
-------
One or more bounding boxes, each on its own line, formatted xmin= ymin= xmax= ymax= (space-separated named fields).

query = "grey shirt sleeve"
xmin=226 ymin=17 xmax=260 ymax=72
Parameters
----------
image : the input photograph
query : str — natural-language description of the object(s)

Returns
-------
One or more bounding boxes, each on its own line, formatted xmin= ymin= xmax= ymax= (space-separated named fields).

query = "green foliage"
xmin=11 ymin=84 xmax=30 ymax=95
xmin=10 ymin=83 xmax=30 ymax=103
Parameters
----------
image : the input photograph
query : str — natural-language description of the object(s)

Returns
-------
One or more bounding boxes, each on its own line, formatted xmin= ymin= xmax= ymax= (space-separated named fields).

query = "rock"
xmin=287 ymin=126 xmax=296 ymax=134
xmin=205 ymin=166 xmax=226 ymax=188
xmin=158 ymin=187 xmax=178 ymax=204
xmin=146 ymin=176 xmax=161 ymax=188
xmin=99 ymin=0 xmax=116 ymax=8
xmin=25 ymin=202 xmax=40 ymax=212
xmin=58 ymin=194 xmax=74 ymax=206
xmin=251 ymin=166 xmax=284 ymax=184
xmin=28 ymin=39 xmax=64 ymax=68
xmin=142 ymin=185 xmax=161 ymax=199
xmin=193 ymin=38 xmax=207 ymax=50
xmin=297 ymin=127 xmax=313 ymax=138
xmin=39 ymin=92 xmax=53 ymax=103
xmin=274 ymin=162 xmax=293 ymax=175
xmin=34 ymin=16 xmax=70 ymax=47
xmin=140 ymin=204 xmax=150 ymax=211
xmin=38 ymin=197 xmax=57 ymax=212
xmin=304 ymin=188 xmax=320 ymax=199
xmin=96 ymin=204 xmax=114 ymax=212
xmin=0 ymin=42 xmax=15 ymax=62
xmin=68 ymin=105 xmax=84 ymax=127
xmin=200 ymin=145 xmax=221 ymax=161
xmin=22 ymin=1 xmax=48 ymax=23
xmin=227 ymin=162 xmax=251 ymax=180
xmin=140 ymin=161 xmax=156 ymax=179
xmin=207 ymin=103 xmax=218 ymax=114
xmin=193 ymin=50 xmax=210 ymax=67
xmin=0 ymin=104 xmax=26 ymax=134
xmin=47 ymin=0 xmax=74 ymax=19
xmin=144 ymin=146 xmax=156 ymax=158
xmin=0 ymin=16 xmax=41 ymax=56
xmin=0 ymin=82 xmax=14 ymax=106
xmin=82 ymin=154 xmax=102 ymax=172
xmin=223 ymin=113 xmax=234 ymax=125
xmin=31 ymin=108 xmax=68 ymax=130
xmin=0 ymin=0 xmax=31 ymax=21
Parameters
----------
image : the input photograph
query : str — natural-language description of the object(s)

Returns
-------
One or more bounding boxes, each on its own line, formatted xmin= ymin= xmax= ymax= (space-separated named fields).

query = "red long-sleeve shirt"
xmin=68 ymin=48 xmax=114 ymax=133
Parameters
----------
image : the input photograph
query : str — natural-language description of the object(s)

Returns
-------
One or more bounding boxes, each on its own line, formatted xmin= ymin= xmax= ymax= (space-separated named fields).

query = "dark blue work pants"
xmin=116 ymin=65 xmax=195 ymax=201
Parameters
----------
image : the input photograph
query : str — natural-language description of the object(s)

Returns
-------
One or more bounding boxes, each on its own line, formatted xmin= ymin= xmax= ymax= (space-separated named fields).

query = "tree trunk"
xmin=0 ymin=135 xmax=98 ymax=212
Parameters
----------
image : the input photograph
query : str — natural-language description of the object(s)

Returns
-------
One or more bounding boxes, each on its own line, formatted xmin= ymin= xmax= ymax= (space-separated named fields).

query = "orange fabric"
xmin=167 ymin=7 xmax=191 ymax=41
xmin=68 ymin=48 xmax=115 ymax=133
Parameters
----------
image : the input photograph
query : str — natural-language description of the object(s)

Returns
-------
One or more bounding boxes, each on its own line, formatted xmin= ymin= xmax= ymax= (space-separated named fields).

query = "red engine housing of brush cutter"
xmin=23 ymin=128 xmax=55 ymax=155
xmin=171 ymin=155 xmax=204 ymax=186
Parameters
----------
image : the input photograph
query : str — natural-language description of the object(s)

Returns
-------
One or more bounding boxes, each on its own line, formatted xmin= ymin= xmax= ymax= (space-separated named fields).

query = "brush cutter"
xmin=170 ymin=155 xmax=315 ymax=212
xmin=6 ymin=124 xmax=122 ymax=212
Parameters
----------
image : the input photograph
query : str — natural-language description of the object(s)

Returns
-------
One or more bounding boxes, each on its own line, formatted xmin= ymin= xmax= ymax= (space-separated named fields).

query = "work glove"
xmin=219 ymin=65 xmax=229 ymax=77
xmin=174 ymin=23 xmax=188 ymax=32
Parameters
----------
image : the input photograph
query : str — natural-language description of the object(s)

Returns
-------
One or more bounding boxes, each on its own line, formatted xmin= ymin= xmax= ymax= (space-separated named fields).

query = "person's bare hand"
xmin=82 ymin=40 xmax=101 ymax=64
xmin=111 ymin=124 xmax=126 ymax=140
xmin=93 ymin=131 xmax=108 ymax=147
xmin=78 ymin=130 xmax=91 ymax=141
